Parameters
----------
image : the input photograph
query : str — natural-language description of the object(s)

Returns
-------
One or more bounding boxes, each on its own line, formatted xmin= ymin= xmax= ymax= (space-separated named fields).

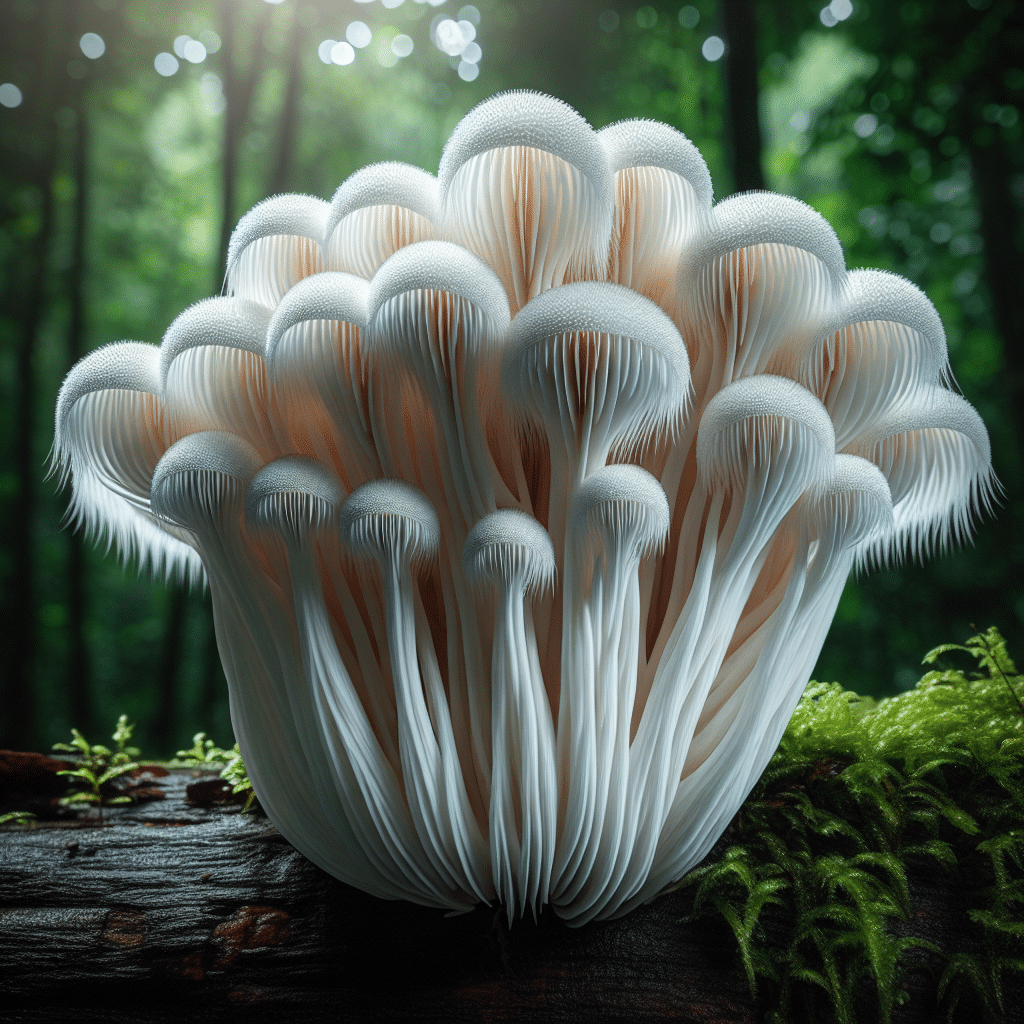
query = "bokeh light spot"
xmin=173 ymin=35 xmax=191 ymax=58
xmin=331 ymin=41 xmax=356 ymax=65
xmin=79 ymin=33 xmax=105 ymax=59
xmin=678 ymin=6 xmax=699 ymax=28
xmin=702 ymin=36 xmax=725 ymax=61
xmin=318 ymin=39 xmax=337 ymax=64
xmin=347 ymin=21 xmax=372 ymax=48
xmin=200 ymin=72 xmax=226 ymax=115
xmin=853 ymin=113 xmax=878 ymax=137
xmin=636 ymin=6 xmax=657 ymax=29
xmin=0 ymin=83 xmax=23 ymax=108
xmin=182 ymin=39 xmax=207 ymax=63
xmin=392 ymin=34 xmax=414 ymax=57
xmin=457 ymin=4 xmax=481 ymax=24
xmin=598 ymin=10 xmax=619 ymax=32
xmin=458 ymin=60 xmax=479 ymax=82
xmin=154 ymin=52 xmax=179 ymax=76
xmin=461 ymin=41 xmax=481 ymax=64
xmin=435 ymin=19 xmax=467 ymax=55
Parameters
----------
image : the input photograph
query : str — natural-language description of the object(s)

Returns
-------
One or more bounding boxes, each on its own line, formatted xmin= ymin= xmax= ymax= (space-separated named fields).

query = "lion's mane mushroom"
xmin=53 ymin=91 xmax=995 ymax=924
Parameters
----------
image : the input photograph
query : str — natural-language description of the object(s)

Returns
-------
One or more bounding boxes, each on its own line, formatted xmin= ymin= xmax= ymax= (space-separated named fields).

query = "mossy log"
xmin=0 ymin=753 xmax=1005 ymax=1023
xmin=0 ymin=758 xmax=757 ymax=1023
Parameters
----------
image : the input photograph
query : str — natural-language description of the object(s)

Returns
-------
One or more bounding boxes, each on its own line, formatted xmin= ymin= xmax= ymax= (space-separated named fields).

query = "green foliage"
xmin=0 ymin=810 xmax=37 ymax=828
xmin=175 ymin=731 xmax=235 ymax=766
xmin=51 ymin=714 xmax=141 ymax=820
xmin=175 ymin=732 xmax=257 ymax=811
xmin=676 ymin=627 xmax=1024 ymax=1023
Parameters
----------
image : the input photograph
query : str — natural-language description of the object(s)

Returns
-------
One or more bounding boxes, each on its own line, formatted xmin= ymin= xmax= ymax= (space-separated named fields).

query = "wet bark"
xmin=0 ymin=764 xmax=758 ymax=1023
xmin=0 ymin=757 xmax=1009 ymax=1023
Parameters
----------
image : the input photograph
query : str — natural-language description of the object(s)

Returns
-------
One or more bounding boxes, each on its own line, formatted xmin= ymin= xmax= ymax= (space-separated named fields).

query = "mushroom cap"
xmin=807 ymin=454 xmax=894 ymax=550
xmin=160 ymin=297 xmax=273 ymax=389
xmin=340 ymin=478 xmax=441 ymax=567
xmin=265 ymin=272 xmax=370 ymax=370
xmin=325 ymin=162 xmax=440 ymax=247
xmin=696 ymin=375 xmax=835 ymax=494
xmin=246 ymin=457 xmax=345 ymax=543
xmin=572 ymin=464 xmax=671 ymax=558
xmin=437 ymin=90 xmax=612 ymax=214
xmin=679 ymin=191 xmax=846 ymax=285
xmin=368 ymin=240 xmax=512 ymax=344
xmin=151 ymin=431 xmax=263 ymax=530
xmin=597 ymin=118 xmax=713 ymax=210
xmin=502 ymin=281 xmax=691 ymax=453
xmin=226 ymin=193 xmax=330 ymax=280
xmin=55 ymin=341 xmax=162 ymax=451
xmin=463 ymin=508 xmax=556 ymax=594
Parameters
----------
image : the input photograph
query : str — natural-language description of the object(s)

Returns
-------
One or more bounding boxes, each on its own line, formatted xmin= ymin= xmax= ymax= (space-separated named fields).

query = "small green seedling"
xmin=176 ymin=732 xmax=258 ymax=811
xmin=176 ymin=731 xmax=236 ymax=766
xmin=52 ymin=714 xmax=141 ymax=821
xmin=0 ymin=810 xmax=37 ymax=828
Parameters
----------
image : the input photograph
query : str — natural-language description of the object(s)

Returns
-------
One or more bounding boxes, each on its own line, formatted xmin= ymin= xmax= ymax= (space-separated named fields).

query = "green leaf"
xmin=59 ymin=792 xmax=100 ymax=805
xmin=923 ymin=642 xmax=970 ymax=665
xmin=98 ymin=762 xmax=139 ymax=785
xmin=0 ymin=810 xmax=36 ymax=826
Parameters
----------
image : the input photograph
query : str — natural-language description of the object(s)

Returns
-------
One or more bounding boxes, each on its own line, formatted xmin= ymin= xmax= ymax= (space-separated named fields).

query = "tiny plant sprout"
xmin=53 ymin=91 xmax=995 ymax=924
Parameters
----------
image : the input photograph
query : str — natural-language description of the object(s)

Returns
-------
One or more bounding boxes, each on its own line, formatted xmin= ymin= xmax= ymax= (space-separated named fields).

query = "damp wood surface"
xmin=0 ymin=762 xmax=756 ymax=1023
xmin=0 ymin=756 xmax=994 ymax=1024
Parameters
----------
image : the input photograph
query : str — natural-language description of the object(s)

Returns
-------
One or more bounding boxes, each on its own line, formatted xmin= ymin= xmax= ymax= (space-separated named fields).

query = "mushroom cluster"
xmin=54 ymin=92 xmax=994 ymax=925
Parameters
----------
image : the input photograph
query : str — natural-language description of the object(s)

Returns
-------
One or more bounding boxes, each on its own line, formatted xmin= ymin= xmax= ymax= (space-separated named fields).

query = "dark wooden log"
xmin=0 ymin=765 xmax=756 ymax=1023
xmin=3 ymin=755 xmax=1007 ymax=1023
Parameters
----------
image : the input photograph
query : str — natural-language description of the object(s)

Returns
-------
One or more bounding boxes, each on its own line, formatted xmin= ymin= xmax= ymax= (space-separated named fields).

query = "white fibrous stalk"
xmin=53 ymin=92 xmax=996 ymax=926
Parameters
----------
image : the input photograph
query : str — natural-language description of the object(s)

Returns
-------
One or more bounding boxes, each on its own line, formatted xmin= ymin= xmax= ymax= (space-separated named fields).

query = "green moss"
xmin=675 ymin=626 xmax=1024 ymax=1024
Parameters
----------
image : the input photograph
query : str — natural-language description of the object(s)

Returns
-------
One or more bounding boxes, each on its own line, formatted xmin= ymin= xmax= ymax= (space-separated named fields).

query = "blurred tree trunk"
xmin=65 ymin=56 xmax=91 ymax=738
xmin=157 ymin=1 xmax=270 ymax=753
xmin=721 ymin=0 xmax=766 ymax=192
xmin=0 ymin=5 xmax=59 ymax=750
xmin=496 ymin=0 xmax=596 ymax=119
xmin=970 ymin=126 xmax=1024 ymax=454
xmin=215 ymin=1 xmax=271 ymax=283
xmin=267 ymin=5 xmax=305 ymax=197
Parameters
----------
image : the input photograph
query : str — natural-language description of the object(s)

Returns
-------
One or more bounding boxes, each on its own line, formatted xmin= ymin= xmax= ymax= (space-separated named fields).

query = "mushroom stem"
xmin=618 ymin=455 xmax=894 ymax=917
xmin=150 ymin=435 xmax=393 ymax=898
xmin=464 ymin=509 xmax=557 ymax=921
xmin=551 ymin=466 xmax=669 ymax=924
xmin=246 ymin=458 xmax=466 ymax=908
xmin=342 ymin=481 xmax=492 ymax=904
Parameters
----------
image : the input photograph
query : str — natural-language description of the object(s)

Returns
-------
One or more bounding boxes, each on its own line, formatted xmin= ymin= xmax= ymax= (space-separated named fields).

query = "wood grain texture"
xmin=0 ymin=768 xmax=755 ymax=1023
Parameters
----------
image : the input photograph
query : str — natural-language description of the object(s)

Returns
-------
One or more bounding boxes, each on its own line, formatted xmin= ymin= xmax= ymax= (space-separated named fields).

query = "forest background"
xmin=0 ymin=0 xmax=1020 ymax=756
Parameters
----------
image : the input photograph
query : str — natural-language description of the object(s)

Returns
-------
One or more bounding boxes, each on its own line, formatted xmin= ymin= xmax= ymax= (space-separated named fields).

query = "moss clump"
xmin=677 ymin=627 xmax=1024 ymax=1024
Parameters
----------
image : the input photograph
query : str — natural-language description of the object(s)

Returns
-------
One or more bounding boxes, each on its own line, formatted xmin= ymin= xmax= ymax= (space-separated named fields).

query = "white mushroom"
xmin=553 ymin=465 xmax=669 ymax=924
xmin=464 ymin=508 xmax=556 ymax=921
xmin=341 ymin=479 xmax=491 ymax=905
xmin=54 ymin=91 xmax=996 ymax=926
